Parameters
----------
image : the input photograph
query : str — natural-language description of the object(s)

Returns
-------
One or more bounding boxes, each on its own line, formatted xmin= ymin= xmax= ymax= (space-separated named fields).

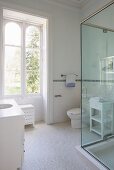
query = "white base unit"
xmin=0 ymin=116 xmax=24 ymax=170
xmin=0 ymin=113 xmax=24 ymax=170
xmin=0 ymin=99 xmax=24 ymax=170
xmin=20 ymin=104 xmax=35 ymax=126
xmin=90 ymin=98 xmax=114 ymax=139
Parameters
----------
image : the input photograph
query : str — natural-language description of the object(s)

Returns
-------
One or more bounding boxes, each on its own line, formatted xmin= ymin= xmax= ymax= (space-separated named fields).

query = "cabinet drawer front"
xmin=25 ymin=117 xmax=33 ymax=121
xmin=25 ymin=114 xmax=33 ymax=118
xmin=25 ymin=120 xmax=33 ymax=125
xmin=23 ymin=111 xmax=34 ymax=115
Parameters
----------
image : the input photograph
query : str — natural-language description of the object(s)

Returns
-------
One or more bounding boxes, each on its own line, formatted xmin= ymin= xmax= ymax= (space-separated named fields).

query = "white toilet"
xmin=67 ymin=108 xmax=82 ymax=128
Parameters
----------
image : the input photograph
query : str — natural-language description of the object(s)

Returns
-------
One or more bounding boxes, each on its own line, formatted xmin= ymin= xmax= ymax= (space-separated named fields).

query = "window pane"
xmin=26 ymin=26 xmax=40 ymax=48
xmin=25 ymin=25 xmax=40 ymax=94
xmin=5 ymin=22 xmax=21 ymax=46
xmin=26 ymin=48 xmax=40 ymax=94
xmin=26 ymin=70 xmax=40 ymax=94
xmin=4 ymin=46 xmax=21 ymax=95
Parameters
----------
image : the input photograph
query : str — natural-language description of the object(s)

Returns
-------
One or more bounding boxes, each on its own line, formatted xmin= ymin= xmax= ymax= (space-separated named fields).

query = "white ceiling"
xmin=46 ymin=0 xmax=90 ymax=8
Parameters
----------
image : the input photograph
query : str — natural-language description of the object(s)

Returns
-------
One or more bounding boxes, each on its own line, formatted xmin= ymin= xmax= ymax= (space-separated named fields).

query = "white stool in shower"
xmin=90 ymin=97 xmax=114 ymax=139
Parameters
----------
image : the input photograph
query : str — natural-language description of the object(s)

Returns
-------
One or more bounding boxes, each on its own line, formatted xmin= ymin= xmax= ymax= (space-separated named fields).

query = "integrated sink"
xmin=0 ymin=104 xmax=13 ymax=109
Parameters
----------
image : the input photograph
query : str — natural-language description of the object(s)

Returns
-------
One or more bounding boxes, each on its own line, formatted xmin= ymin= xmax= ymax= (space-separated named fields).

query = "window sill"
xmin=3 ymin=93 xmax=42 ymax=99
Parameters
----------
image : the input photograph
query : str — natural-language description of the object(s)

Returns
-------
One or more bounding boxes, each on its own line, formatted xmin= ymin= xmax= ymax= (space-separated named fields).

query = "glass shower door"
xmin=81 ymin=24 xmax=107 ymax=146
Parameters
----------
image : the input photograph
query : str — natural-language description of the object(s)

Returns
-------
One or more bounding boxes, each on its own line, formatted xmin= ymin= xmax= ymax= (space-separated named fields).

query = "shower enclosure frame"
xmin=81 ymin=0 xmax=114 ymax=169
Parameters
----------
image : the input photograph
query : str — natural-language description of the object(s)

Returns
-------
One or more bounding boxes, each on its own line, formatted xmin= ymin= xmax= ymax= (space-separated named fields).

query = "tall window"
xmin=4 ymin=20 xmax=41 ymax=96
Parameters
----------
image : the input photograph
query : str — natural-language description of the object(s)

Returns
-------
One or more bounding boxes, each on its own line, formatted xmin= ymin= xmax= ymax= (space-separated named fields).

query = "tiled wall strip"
xmin=53 ymin=79 xmax=81 ymax=82
xmin=82 ymin=80 xmax=114 ymax=82
xmin=53 ymin=79 xmax=114 ymax=82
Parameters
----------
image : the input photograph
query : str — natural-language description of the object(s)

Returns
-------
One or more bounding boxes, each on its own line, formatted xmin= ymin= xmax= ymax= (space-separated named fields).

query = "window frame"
xmin=3 ymin=18 xmax=43 ymax=97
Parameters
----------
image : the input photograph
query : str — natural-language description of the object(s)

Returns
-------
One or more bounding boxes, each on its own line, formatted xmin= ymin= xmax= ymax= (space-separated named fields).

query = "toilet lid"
xmin=67 ymin=108 xmax=81 ymax=115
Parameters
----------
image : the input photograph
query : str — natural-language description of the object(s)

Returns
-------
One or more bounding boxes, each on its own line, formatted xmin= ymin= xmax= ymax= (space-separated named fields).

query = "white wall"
xmin=81 ymin=0 xmax=112 ymax=21
xmin=0 ymin=0 xmax=81 ymax=123
xmin=53 ymin=82 xmax=80 ymax=123
xmin=82 ymin=2 xmax=114 ymax=30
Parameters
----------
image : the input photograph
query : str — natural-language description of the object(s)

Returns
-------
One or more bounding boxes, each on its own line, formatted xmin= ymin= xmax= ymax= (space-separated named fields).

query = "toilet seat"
xmin=67 ymin=107 xmax=84 ymax=128
xmin=67 ymin=108 xmax=83 ymax=115
xmin=67 ymin=108 xmax=81 ymax=120
xmin=67 ymin=108 xmax=81 ymax=115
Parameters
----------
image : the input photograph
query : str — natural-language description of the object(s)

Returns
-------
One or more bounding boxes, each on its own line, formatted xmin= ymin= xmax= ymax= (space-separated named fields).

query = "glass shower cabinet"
xmin=81 ymin=2 xmax=114 ymax=170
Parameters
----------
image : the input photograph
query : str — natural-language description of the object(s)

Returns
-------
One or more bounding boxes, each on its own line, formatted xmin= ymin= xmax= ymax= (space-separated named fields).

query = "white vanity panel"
xmin=0 ymin=99 xmax=24 ymax=170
